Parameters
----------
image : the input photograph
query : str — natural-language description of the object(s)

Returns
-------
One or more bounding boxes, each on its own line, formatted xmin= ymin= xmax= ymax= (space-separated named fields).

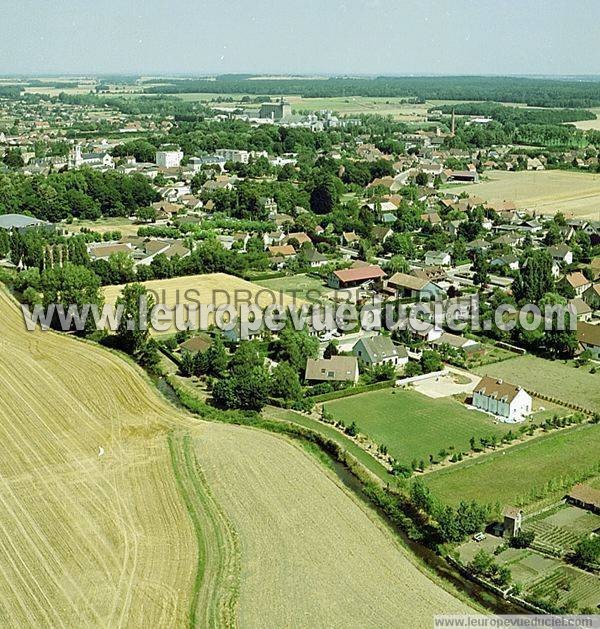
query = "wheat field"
xmin=0 ymin=286 xmax=473 ymax=626
xmin=103 ymin=272 xmax=302 ymax=335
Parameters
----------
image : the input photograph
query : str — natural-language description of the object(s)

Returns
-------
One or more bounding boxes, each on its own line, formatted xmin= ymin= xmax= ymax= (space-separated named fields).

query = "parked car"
xmin=473 ymin=532 xmax=486 ymax=542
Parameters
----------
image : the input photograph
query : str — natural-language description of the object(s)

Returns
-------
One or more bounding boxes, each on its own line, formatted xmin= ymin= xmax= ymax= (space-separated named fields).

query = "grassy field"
xmin=325 ymin=388 xmax=513 ymax=464
xmin=2 ymin=286 xmax=473 ymax=624
xmin=473 ymin=355 xmax=600 ymax=412
xmin=256 ymin=273 xmax=329 ymax=303
xmin=66 ymin=217 xmax=140 ymax=238
xmin=103 ymin=272 xmax=302 ymax=334
xmin=422 ymin=423 xmax=600 ymax=507
xmin=450 ymin=170 xmax=600 ymax=220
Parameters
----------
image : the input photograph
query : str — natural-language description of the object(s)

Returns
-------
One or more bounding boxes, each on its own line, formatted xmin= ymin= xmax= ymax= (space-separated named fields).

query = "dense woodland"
xmin=144 ymin=75 xmax=600 ymax=108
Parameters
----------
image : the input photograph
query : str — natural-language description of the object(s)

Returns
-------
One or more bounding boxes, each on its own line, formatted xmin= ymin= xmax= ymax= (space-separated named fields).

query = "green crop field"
xmin=473 ymin=355 xmax=600 ymax=412
xmin=421 ymin=423 xmax=600 ymax=507
xmin=325 ymin=388 xmax=512 ymax=465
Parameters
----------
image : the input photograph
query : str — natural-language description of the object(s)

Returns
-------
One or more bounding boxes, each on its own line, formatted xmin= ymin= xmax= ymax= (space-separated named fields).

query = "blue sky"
xmin=1 ymin=0 xmax=599 ymax=75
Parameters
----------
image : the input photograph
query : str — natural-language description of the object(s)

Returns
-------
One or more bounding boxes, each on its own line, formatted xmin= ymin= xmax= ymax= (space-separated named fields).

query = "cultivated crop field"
xmin=450 ymin=169 xmax=600 ymax=220
xmin=3 ymin=287 xmax=472 ymax=625
xmin=103 ymin=272 xmax=301 ymax=334
xmin=473 ymin=355 xmax=600 ymax=412
xmin=325 ymin=388 xmax=512 ymax=464
xmin=421 ymin=423 xmax=600 ymax=507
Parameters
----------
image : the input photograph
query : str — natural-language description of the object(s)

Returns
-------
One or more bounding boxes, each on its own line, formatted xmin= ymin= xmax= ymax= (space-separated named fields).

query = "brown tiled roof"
xmin=564 ymin=271 xmax=590 ymax=289
xmin=333 ymin=265 xmax=386 ymax=284
xmin=475 ymin=376 xmax=523 ymax=404
xmin=387 ymin=272 xmax=429 ymax=291
xmin=268 ymin=245 xmax=296 ymax=257
xmin=502 ymin=506 xmax=522 ymax=518
xmin=577 ymin=321 xmax=600 ymax=347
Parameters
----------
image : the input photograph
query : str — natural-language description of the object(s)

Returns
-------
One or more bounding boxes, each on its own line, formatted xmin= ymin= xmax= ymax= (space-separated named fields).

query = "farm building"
xmin=328 ymin=265 xmax=386 ymax=289
xmin=352 ymin=336 xmax=408 ymax=367
xmin=304 ymin=356 xmax=359 ymax=384
xmin=502 ymin=506 xmax=523 ymax=538
xmin=566 ymin=484 xmax=600 ymax=514
xmin=472 ymin=376 xmax=532 ymax=423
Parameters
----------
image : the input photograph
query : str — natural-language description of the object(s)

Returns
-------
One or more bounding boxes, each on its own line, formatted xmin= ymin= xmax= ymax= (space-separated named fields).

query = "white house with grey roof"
xmin=472 ymin=376 xmax=532 ymax=423
xmin=352 ymin=336 xmax=408 ymax=367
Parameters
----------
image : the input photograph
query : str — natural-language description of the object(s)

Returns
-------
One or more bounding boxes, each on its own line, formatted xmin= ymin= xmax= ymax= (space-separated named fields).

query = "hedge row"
xmin=308 ymin=379 xmax=395 ymax=403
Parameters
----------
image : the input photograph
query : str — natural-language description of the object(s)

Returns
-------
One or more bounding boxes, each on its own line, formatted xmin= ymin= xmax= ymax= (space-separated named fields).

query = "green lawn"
xmin=256 ymin=273 xmax=329 ymax=303
xmin=422 ymin=423 xmax=600 ymax=507
xmin=325 ymin=389 xmax=512 ymax=465
xmin=473 ymin=355 xmax=600 ymax=412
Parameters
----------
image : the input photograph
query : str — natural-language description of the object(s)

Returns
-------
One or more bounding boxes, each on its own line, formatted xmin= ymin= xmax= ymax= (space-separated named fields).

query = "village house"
xmin=502 ymin=506 xmax=523 ymax=538
xmin=576 ymin=321 xmax=600 ymax=359
xmin=582 ymin=283 xmax=600 ymax=310
xmin=386 ymin=272 xmax=445 ymax=300
xmin=472 ymin=376 xmax=532 ymax=423
xmin=430 ymin=332 xmax=481 ymax=355
xmin=179 ymin=335 xmax=212 ymax=355
xmin=568 ymin=298 xmax=593 ymax=322
xmin=424 ymin=250 xmax=451 ymax=267
xmin=303 ymin=248 xmax=328 ymax=268
xmin=560 ymin=271 xmax=592 ymax=298
xmin=352 ymin=335 xmax=408 ymax=368
xmin=547 ymin=244 xmax=573 ymax=266
xmin=87 ymin=242 xmax=133 ymax=262
xmin=489 ymin=254 xmax=519 ymax=272
xmin=304 ymin=356 xmax=359 ymax=384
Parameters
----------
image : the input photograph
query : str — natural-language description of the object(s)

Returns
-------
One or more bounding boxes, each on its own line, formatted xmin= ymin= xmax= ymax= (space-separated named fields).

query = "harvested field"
xmin=0 ymin=288 xmax=199 ymax=626
xmin=103 ymin=272 xmax=301 ymax=334
xmin=1 ymin=286 xmax=472 ymax=625
xmin=194 ymin=422 xmax=472 ymax=627
xmin=450 ymin=170 xmax=600 ymax=220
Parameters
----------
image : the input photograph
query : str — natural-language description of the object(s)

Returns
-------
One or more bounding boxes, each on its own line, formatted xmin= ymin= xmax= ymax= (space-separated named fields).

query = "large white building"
xmin=156 ymin=150 xmax=184 ymax=168
xmin=472 ymin=376 xmax=532 ymax=423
